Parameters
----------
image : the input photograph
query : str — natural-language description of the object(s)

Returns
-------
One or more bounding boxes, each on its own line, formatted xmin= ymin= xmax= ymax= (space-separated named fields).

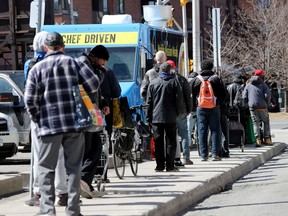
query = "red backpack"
xmin=197 ymin=75 xmax=217 ymax=108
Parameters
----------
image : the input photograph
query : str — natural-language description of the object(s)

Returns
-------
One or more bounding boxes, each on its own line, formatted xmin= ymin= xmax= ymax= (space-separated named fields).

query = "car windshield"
xmin=66 ymin=47 xmax=136 ymax=82
xmin=9 ymin=73 xmax=25 ymax=91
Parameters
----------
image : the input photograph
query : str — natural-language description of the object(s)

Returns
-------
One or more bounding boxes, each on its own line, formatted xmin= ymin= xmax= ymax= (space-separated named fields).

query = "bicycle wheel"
xmin=129 ymin=149 xmax=138 ymax=176
xmin=112 ymin=139 xmax=125 ymax=179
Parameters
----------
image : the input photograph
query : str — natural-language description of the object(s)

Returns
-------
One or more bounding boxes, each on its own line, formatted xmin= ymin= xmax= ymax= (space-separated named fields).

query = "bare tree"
xmin=220 ymin=0 xmax=288 ymax=87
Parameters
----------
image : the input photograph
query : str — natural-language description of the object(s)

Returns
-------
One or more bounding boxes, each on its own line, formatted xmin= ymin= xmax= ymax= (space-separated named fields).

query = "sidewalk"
xmin=0 ymin=141 xmax=286 ymax=216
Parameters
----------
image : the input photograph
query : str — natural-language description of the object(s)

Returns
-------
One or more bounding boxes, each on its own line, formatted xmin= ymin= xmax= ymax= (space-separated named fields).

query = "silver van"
xmin=0 ymin=71 xmax=30 ymax=150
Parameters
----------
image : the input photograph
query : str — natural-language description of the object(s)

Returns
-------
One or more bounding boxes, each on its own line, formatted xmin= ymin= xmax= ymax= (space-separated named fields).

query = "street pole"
xmin=192 ymin=0 xmax=201 ymax=73
xmin=182 ymin=4 xmax=189 ymax=77
xmin=70 ymin=0 xmax=74 ymax=24
xmin=36 ymin=0 xmax=42 ymax=33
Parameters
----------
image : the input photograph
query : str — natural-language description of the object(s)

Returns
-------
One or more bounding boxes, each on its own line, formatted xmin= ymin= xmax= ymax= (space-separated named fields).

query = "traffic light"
xmin=189 ymin=59 xmax=193 ymax=72
xmin=180 ymin=0 xmax=188 ymax=7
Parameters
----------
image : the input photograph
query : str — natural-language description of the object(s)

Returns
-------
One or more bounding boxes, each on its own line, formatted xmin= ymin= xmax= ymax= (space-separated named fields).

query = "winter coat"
xmin=227 ymin=77 xmax=244 ymax=105
xmin=146 ymin=72 xmax=181 ymax=124
xmin=190 ymin=70 xmax=227 ymax=109
xmin=242 ymin=76 xmax=271 ymax=110
xmin=175 ymin=73 xmax=192 ymax=115
xmin=140 ymin=63 xmax=161 ymax=101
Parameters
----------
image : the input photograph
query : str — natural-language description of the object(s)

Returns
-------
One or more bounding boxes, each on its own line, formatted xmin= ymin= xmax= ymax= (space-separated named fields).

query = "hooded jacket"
xmin=175 ymin=73 xmax=192 ymax=115
xmin=242 ymin=76 xmax=271 ymax=110
xmin=190 ymin=70 xmax=227 ymax=109
xmin=227 ymin=76 xmax=244 ymax=104
xmin=146 ymin=72 xmax=181 ymax=124
xmin=140 ymin=63 xmax=161 ymax=101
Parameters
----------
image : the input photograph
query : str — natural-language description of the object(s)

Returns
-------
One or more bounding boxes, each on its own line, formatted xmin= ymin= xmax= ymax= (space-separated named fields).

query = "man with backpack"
xmin=190 ymin=59 xmax=227 ymax=161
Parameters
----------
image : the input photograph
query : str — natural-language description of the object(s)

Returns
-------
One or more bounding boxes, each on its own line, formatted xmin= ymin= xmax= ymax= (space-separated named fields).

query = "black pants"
xmin=220 ymin=114 xmax=229 ymax=153
xmin=152 ymin=123 xmax=177 ymax=170
xmin=81 ymin=132 xmax=103 ymax=189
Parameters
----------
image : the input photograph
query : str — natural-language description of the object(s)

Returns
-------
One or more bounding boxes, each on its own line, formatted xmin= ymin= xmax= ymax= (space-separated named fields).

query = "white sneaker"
xmin=80 ymin=180 xmax=106 ymax=199
xmin=90 ymin=190 xmax=106 ymax=198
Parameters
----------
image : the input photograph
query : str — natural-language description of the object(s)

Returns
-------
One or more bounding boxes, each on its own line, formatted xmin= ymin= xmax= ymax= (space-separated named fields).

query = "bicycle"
xmin=111 ymin=104 xmax=149 ymax=179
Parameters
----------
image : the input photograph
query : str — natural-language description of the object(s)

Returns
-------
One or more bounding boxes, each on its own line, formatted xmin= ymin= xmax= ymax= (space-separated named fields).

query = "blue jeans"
xmin=177 ymin=114 xmax=191 ymax=159
xmin=187 ymin=112 xmax=197 ymax=141
xmin=197 ymin=106 xmax=221 ymax=158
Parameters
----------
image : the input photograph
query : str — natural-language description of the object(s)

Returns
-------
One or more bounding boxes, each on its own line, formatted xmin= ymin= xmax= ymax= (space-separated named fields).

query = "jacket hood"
xmin=250 ymin=75 xmax=264 ymax=85
xmin=232 ymin=76 xmax=243 ymax=84
xmin=200 ymin=70 xmax=215 ymax=77
xmin=159 ymin=72 xmax=174 ymax=80
xmin=154 ymin=63 xmax=161 ymax=73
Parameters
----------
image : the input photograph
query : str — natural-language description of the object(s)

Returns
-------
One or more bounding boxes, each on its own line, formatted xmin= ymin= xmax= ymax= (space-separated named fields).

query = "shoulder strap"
xmin=197 ymin=75 xmax=204 ymax=82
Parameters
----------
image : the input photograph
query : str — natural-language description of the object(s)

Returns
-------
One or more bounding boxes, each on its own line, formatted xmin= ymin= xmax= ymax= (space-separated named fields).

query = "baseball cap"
xmin=44 ymin=32 xmax=64 ymax=46
xmin=254 ymin=69 xmax=264 ymax=77
xmin=167 ymin=60 xmax=176 ymax=69
xmin=160 ymin=62 xmax=172 ymax=73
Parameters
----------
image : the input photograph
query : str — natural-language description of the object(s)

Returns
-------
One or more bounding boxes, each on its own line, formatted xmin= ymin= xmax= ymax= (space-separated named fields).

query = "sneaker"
xmin=222 ymin=152 xmax=230 ymax=158
xmin=174 ymin=160 xmax=185 ymax=168
xmin=80 ymin=180 xmax=93 ymax=199
xmin=56 ymin=193 xmax=68 ymax=206
xmin=90 ymin=190 xmax=106 ymax=198
xmin=166 ymin=167 xmax=180 ymax=172
xmin=201 ymin=157 xmax=208 ymax=162
xmin=265 ymin=136 xmax=272 ymax=145
xmin=212 ymin=155 xmax=222 ymax=161
xmin=183 ymin=159 xmax=194 ymax=165
xmin=24 ymin=194 xmax=40 ymax=206
xmin=255 ymin=138 xmax=262 ymax=147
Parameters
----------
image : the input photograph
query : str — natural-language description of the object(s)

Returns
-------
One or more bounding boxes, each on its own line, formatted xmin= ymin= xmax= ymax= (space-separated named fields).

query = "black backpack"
xmin=233 ymin=84 xmax=247 ymax=108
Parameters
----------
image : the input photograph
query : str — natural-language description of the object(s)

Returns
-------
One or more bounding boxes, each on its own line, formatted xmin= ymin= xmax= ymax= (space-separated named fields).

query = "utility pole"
xmin=69 ymin=0 xmax=74 ymax=24
xmin=192 ymin=0 xmax=201 ymax=73
xmin=36 ymin=0 xmax=43 ymax=33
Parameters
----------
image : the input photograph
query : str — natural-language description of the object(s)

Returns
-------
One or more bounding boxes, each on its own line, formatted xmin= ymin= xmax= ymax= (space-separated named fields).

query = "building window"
xmin=206 ymin=6 xmax=212 ymax=25
xmin=92 ymin=0 xmax=108 ymax=14
xmin=117 ymin=0 xmax=125 ymax=14
xmin=54 ymin=0 xmax=70 ymax=12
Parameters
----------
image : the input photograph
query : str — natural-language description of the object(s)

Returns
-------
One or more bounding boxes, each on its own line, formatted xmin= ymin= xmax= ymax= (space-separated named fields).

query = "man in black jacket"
xmin=190 ymin=60 xmax=227 ymax=161
xmin=146 ymin=62 xmax=181 ymax=172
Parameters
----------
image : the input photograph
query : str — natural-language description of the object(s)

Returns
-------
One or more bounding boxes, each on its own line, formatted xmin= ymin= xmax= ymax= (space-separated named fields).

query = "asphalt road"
xmin=180 ymin=146 xmax=288 ymax=216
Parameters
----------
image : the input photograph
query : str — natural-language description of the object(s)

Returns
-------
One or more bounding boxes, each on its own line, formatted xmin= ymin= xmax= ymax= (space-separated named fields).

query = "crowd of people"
xmin=23 ymin=31 xmax=273 ymax=215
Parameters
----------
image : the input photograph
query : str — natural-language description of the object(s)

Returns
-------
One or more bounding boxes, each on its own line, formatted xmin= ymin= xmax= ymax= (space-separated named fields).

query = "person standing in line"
xmin=140 ymin=50 xmax=167 ymax=102
xmin=242 ymin=69 xmax=272 ymax=147
xmin=24 ymin=31 xmax=69 ymax=207
xmin=76 ymin=45 xmax=111 ymax=199
xmin=190 ymin=59 xmax=227 ymax=161
xmin=146 ymin=62 xmax=181 ymax=172
xmin=24 ymin=32 xmax=100 ymax=216
xmin=167 ymin=60 xmax=193 ymax=166
xmin=187 ymin=71 xmax=199 ymax=147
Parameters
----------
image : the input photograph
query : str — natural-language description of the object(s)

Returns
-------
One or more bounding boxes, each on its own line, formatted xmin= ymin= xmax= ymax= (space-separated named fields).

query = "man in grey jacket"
xmin=242 ymin=69 xmax=272 ymax=147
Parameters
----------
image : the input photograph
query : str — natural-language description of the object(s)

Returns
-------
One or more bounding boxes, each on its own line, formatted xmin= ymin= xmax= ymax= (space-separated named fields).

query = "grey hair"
xmin=33 ymin=31 xmax=48 ymax=52
xmin=155 ymin=51 xmax=167 ymax=63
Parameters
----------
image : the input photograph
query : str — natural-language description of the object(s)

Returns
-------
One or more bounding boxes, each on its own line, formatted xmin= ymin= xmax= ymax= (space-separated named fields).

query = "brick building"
xmin=0 ymin=0 xmax=249 ymax=70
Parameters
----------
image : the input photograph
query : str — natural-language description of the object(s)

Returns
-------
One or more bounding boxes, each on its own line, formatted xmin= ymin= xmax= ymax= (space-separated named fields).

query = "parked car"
xmin=0 ymin=71 xmax=30 ymax=150
xmin=0 ymin=112 xmax=19 ymax=161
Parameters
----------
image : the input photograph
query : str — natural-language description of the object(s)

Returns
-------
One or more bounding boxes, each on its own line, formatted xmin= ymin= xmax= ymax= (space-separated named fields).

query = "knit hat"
xmin=44 ymin=32 xmax=64 ymax=46
xmin=201 ymin=59 xmax=214 ymax=71
xmin=33 ymin=31 xmax=48 ymax=52
xmin=160 ymin=62 xmax=172 ymax=73
xmin=167 ymin=60 xmax=176 ymax=69
xmin=254 ymin=69 xmax=264 ymax=77
xmin=89 ymin=45 xmax=110 ymax=61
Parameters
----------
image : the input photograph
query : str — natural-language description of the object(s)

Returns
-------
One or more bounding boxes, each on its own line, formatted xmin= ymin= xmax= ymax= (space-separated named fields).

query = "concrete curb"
xmin=145 ymin=142 xmax=287 ymax=216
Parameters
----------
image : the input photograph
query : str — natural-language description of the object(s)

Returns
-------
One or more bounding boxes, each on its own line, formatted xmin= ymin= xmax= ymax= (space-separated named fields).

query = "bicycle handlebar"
xmin=130 ymin=104 xmax=149 ymax=110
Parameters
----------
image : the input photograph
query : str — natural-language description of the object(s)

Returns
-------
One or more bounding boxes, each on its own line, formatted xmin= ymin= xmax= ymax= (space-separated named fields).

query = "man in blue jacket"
xmin=243 ymin=69 xmax=272 ymax=147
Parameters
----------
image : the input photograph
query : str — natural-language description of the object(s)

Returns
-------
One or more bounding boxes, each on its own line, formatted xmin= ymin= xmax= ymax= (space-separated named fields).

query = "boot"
xmin=265 ymin=136 xmax=272 ymax=145
xmin=255 ymin=138 xmax=262 ymax=147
